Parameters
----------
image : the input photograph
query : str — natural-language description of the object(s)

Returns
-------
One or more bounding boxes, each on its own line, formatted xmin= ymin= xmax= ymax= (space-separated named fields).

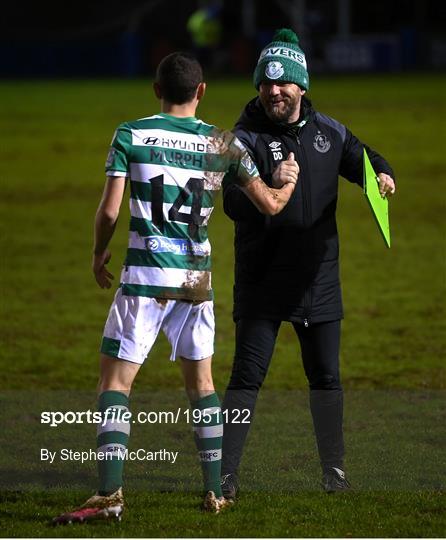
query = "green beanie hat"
xmin=253 ymin=28 xmax=309 ymax=91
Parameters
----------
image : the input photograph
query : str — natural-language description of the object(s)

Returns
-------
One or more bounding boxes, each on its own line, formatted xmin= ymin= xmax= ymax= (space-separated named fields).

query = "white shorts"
xmin=100 ymin=289 xmax=215 ymax=364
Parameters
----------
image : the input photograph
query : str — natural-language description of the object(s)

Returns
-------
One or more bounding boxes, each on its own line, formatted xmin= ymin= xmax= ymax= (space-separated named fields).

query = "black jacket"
xmin=223 ymin=96 xmax=394 ymax=324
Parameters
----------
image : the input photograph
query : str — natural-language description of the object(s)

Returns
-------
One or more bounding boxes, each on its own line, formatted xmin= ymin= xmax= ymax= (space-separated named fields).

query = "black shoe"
xmin=221 ymin=473 xmax=238 ymax=500
xmin=321 ymin=467 xmax=351 ymax=493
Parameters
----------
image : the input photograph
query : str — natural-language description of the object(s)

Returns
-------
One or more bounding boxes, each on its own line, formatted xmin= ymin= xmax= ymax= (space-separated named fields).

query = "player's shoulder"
xmin=111 ymin=121 xmax=132 ymax=141
xmin=220 ymin=131 xmax=251 ymax=159
xmin=190 ymin=117 xmax=226 ymax=140
xmin=117 ymin=113 xmax=179 ymax=131
xmin=120 ymin=114 xmax=165 ymax=130
xmin=206 ymin=125 xmax=247 ymax=152
xmin=219 ymin=132 xmax=251 ymax=165
xmin=111 ymin=115 xmax=167 ymax=141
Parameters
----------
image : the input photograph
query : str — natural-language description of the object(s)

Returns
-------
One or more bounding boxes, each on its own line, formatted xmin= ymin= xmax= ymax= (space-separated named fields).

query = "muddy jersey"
xmin=105 ymin=112 xmax=259 ymax=302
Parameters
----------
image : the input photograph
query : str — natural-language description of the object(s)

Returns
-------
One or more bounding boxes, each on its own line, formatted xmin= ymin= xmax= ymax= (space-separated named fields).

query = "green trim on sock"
xmin=97 ymin=431 xmax=129 ymax=448
xmin=98 ymin=390 xmax=129 ymax=411
xmin=97 ymin=391 xmax=130 ymax=494
xmin=197 ymin=436 xmax=223 ymax=451
xmin=190 ymin=392 xmax=223 ymax=497
xmin=98 ymin=457 xmax=125 ymax=495
xmin=191 ymin=392 xmax=220 ymax=411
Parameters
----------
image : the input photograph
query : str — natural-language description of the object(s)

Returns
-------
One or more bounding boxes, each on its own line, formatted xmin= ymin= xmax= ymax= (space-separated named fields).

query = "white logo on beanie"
xmin=259 ymin=47 xmax=307 ymax=69
xmin=265 ymin=61 xmax=284 ymax=79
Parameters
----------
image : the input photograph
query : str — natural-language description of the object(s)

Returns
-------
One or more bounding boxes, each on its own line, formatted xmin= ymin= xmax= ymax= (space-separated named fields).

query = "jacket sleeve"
xmin=340 ymin=128 xmax=395 ymax=187
xmin=222 ymin=128 xmax=264 ymax=221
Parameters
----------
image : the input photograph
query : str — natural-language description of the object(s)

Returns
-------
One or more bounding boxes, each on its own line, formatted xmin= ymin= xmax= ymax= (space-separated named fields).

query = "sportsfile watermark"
xmin=40 ymin=448 xmax=179 ymax=464
xmin=3 ymin=390 xmax=444 ymax=492
xmin=40 ymin=407 xmax=251 ymax=428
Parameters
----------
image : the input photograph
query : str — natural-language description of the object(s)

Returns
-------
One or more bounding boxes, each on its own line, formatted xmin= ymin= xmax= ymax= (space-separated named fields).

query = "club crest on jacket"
xmin=313 ymin=133 xmax=331 ymax=153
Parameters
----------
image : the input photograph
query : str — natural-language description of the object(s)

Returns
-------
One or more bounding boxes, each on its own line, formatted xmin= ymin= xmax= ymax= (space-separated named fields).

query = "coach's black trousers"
xmin=221 ymin=318 xmax=344 ymax=476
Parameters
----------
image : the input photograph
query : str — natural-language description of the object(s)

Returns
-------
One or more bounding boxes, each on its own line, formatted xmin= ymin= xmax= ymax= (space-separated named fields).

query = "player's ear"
xmin=196 ymin=82 xmax=206 ymax=101
xmin=153 ymin=82 xmax=162 ymax=99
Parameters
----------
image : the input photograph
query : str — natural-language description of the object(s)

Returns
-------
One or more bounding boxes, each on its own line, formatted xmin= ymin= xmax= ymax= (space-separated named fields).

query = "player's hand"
xmin=378 ymin=173 xmax=396 ymax=198
xmin=93 ymin=249 xmax=114 ymax=289
xmin=272 ymin=152 xmax=299 ymax=188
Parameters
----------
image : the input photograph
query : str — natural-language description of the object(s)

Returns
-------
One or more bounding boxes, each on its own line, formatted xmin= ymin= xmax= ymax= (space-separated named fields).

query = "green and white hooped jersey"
xmin=105 ymin=113 xmax=259 ymax=302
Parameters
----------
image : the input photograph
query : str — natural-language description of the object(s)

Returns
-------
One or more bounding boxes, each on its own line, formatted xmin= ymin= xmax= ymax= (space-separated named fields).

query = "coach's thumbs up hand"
xmin=272 ymin=152 xmax=299 ymax=188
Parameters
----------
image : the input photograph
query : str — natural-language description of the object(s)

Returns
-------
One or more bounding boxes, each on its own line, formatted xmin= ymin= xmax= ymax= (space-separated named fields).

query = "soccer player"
xmin=53 ymin=52 xmax=298 ymax=524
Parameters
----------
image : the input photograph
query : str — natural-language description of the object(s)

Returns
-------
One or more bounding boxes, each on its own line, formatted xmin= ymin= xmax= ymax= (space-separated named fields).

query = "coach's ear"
xmin=153 ymin=82 xmax=162 ymax=99
xmin=196 ymin=82 xmax=206 ymax=101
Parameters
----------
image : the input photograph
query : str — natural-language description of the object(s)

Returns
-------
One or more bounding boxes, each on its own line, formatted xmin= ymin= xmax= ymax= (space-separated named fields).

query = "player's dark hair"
xmin=156 ymin=52 xmax=203 ymax=105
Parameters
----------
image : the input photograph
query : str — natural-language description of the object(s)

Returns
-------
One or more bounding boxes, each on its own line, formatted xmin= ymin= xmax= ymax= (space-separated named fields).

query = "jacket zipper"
xmin=296 ymin=131 xmax=312 ymax=327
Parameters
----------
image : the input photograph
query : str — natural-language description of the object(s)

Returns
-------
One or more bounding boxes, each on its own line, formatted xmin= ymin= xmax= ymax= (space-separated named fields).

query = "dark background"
xmin=2 ymin=0 xmax=445 ymax=78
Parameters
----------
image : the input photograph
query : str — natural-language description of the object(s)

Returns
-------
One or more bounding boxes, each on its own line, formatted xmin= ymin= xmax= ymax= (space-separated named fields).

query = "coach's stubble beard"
xmin=262 ymin=95 xmax=299 ymax=124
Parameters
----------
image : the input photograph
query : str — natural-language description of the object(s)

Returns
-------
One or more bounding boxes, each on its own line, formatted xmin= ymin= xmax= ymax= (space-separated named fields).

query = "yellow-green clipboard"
xmin=363 ymin=148 xmax=391 ymax=248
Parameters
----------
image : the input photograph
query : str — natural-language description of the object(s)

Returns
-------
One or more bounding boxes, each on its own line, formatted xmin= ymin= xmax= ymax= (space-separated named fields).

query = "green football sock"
xmin=97 ymin=390 xmax=130 ymax=495
xmin=191 ymin=392 xmax=223 ymax=497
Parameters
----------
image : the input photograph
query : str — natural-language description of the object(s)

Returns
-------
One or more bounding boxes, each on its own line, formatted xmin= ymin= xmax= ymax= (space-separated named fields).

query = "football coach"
xmin=220 ymin=29 xmax=396 ymax=497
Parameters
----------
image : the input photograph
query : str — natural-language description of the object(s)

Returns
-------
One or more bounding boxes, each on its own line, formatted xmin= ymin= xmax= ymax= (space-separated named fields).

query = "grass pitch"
xmin=0 ymin=75 xmax=445 ymax=537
